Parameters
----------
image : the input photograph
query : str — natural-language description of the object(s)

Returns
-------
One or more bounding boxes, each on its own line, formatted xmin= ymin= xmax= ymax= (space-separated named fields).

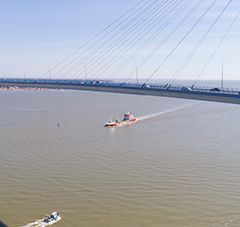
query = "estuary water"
xmin=0 ymin=89 xmax=240 ymax=227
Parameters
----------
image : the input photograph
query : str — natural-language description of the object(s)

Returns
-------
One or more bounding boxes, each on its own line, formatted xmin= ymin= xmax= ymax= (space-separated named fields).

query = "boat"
xmin=104 ymin=112 xmax=137 ymax=127
xmin=41 ymin=212 xmax=61 ymax=226
xmin=22 ymin=211 xmax=61 ymax=227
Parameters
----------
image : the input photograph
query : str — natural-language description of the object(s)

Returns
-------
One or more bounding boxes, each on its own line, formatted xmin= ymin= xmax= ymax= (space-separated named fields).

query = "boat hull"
xmin=105 ymin=118 xmax=137 ymax=127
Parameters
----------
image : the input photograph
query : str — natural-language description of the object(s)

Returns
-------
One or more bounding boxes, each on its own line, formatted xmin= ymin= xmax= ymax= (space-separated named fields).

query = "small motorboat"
xmin=42 ymin=212 xmax=61 ymax=226
xmin=22 ymin=211 xmax=61 ymax=227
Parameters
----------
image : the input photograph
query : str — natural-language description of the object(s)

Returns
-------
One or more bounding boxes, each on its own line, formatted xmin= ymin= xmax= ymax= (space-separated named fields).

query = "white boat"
xmin=22 ymin=212 xmax=62 ymax=227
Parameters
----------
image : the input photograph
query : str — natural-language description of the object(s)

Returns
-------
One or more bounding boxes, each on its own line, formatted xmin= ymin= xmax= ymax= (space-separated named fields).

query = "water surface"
xmin=0 ymin=89 xmax=240 ymax=226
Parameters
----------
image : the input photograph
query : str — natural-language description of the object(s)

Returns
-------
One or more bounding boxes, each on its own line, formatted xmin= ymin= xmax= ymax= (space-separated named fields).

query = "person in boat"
xmin=44 ymin=215 xmax=49 ymax=223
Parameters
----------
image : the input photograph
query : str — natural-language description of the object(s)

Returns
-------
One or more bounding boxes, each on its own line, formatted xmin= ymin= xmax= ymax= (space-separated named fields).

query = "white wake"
xmin=21 ymin=219 xmax=43 ymax=227
xmin=138 ymin=103 xmax=198 ymax=121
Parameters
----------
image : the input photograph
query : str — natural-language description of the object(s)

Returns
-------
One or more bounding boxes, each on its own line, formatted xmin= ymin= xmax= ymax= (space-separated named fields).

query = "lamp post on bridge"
xmin=84 ymin=62 xmax=88 ymax=80
xmin=135 ymin=61 xmax=139 ymax=85
xmin=221 ymin=59 xmax=224 ymax=90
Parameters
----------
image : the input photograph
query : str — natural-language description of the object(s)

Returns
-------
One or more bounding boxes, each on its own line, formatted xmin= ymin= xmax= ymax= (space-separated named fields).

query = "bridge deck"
xmin=0 ymin=78 xmax=240 ymax=105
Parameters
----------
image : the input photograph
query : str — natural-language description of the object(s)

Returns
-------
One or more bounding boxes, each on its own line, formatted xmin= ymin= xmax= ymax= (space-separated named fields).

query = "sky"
xmin=0 ymin=0 xmax=240 ymax=81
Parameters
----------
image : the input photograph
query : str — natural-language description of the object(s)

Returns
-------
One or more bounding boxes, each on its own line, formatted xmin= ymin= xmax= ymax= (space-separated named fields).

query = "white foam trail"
xmin=138 ymin=103 xmax=198 ymax=121
xmin=21 ymin=219 xmax=43 ymax=227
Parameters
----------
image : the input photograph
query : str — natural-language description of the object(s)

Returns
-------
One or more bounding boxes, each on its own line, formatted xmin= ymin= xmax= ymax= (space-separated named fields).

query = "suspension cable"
xmin=41 ymin=0 xmax=153 ymax=78
xmin=103 ymin=0 xmax=203 ymax=83
xmin=191 ymin=10 xmax=240 ymax=88
xmin=121 ymin=0 xmax=205 ymax=84
xmin=168 ymin=0 xmax=234 ymax=88
xmin=52 ymin=0 xmax=163 ymax=79
xmin=59 ymin=0 xmax=172 ymax=79
xmin=92 ymin=0 xmax=191 ymax=81
xmin=142 ymin=0 xmax=218 ymax=86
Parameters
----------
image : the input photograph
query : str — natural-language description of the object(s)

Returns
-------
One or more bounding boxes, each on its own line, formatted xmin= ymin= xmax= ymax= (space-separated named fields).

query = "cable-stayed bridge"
xmin=1 ymin=0 xmax=240 ymax=104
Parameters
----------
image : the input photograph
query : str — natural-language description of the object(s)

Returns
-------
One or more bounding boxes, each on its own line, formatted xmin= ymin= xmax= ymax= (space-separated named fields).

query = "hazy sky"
xmin=0 ymin=0 xmax=239 ymax=81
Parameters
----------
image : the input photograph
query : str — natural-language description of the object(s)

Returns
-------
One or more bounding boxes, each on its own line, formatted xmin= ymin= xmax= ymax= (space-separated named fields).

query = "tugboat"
xmin=104 ymin=112 xmax=137 ymax=127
